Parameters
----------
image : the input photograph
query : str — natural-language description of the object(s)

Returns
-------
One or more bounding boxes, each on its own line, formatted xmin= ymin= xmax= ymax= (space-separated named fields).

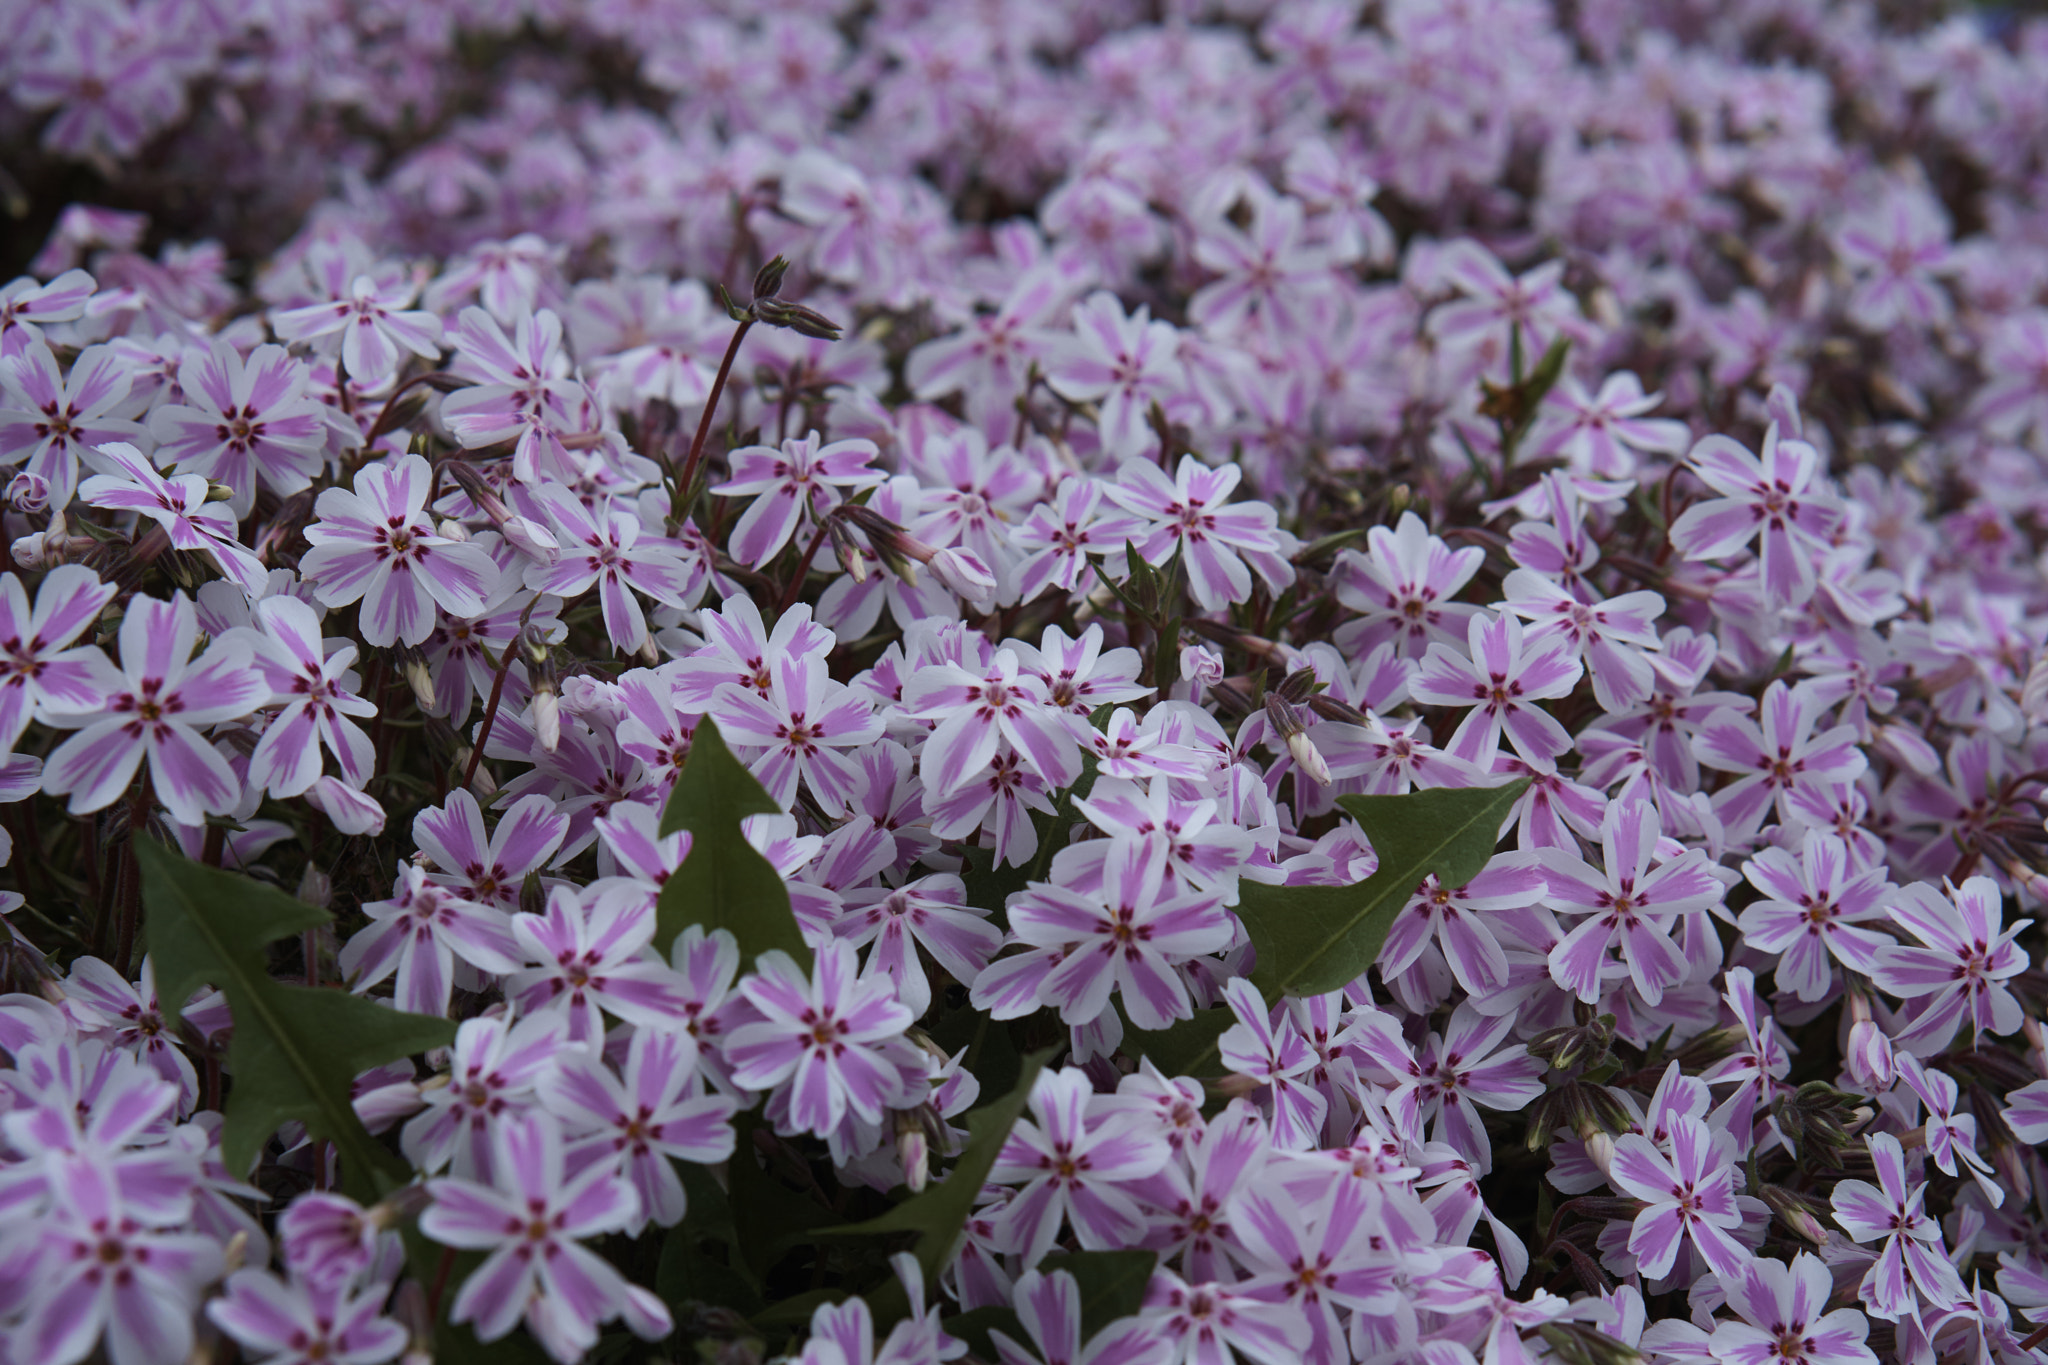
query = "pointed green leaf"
xmin=138 ymin=840 xmax=455 ymax=1199
xmin=656 ymin=716 xmax=811 ymax=970
xmin=1128 ymin=1005 xmax=1235 ymax=1079
xmin=796 ymin=1048 xmax=1051 ymax=1284
xmin=1239 ymin=779 xmax=1529 ymax=1000
xmin=943 ymin=1306 xmax=1027 ymax=1361
xmin=1040 ymin=1250 xmax=1158 ymax=1340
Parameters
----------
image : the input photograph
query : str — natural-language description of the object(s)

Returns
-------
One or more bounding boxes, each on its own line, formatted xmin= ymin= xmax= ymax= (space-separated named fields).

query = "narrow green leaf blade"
xmin=1239 ymin=779 xmax=1529 ymax=1000
xmin=801 ymin=1048 xmax=1051 ymax=1284
xmin=138 ymin=840 xmax=455 ymax=1197
xmin=1040 ymin=1250 xmax=1158 ymax=1340
xmin=655 ymin=717 xmax=811 ymax=971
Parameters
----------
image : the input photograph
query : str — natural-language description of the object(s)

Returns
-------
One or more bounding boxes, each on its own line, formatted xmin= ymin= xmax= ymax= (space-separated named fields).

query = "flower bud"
xmin=1180 ymin=644 xmax=1225 ymax=690
xmin=752 ymin=255 xmax=790 ymax=300
xmin=1846 ymin=1017 xmax=1894 ymax=1090
xmin=1583 ymin=1130 xmax=1615 ymax=1179
xmin=1264 ymin=695 xmax=1330 ymax=785
xmin=894 ymin=1110 xmax=930 ymax=1193
xmin=929 ymin=547 xmax=998 ymax=612
xmin=7 ymin=472 xmax=49 ymax=515
xmin=436 ymin=517 xmax=470 ymax=542
xmin=296 ymin=865 xmax=332 ymax=912
xmin=205 ymin=481 xmax=236 ymax=504
xmin=1759 ymin=1183 xmax=1831 ymax=1246
xmin=531 ymin=689 xmax=561 ymax=753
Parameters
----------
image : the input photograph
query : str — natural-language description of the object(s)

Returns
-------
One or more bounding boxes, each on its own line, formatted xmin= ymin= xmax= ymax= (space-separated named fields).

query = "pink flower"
xmin=710 ymin=652 xmax=883 ymax=815
xmin=300 ymin=454 xmax=499 ymax=647
xmin=1830 ymin=1132 xmax=1968 ymax=1321
xmin=834 ymin=874 xmax=1003 ymax=1020
xmin=1379 ymin=853 xmax=1545 ymax=1000
xmin=0 ymin=1154 xmax=222 ymax=1365
xmin=724 ymin=941 xmax=926 ymax=1139
xmin=524 ymin=486 xmax=700 ymax=654
xmin=413 ymin=790 xmax=569 ymax=912
xmin=401 ymin=1012 xmax=568 ymax=1180
xmin=1710 ymin=1252 xmax=1877 ymax=1365
xmin=145 ymin=339 xmax=329 ymax=517
xmin=207 ymin=1267 xmax=407 ymax=1365
xmin=1607 ymin=1115 xmax=1749 ymax=1281
xmin=337 ymin=864 xmax=524 ymax=1019
xmin=1043 ymin=292 xmax=1188 ymax=463
xmin=1216 ymin=980 xmax=1327 ymax=1150
xmin=1667 ymin=425 xmax=1839 ymax=607
xmin=1691 ymin=682 xmax=1867 ymax=845
xmin=237 ymin=596 xmax=377 ymax=798
xmin=271 ymin=274 xmax=443 ymax=385
xmin=536 ymin=1028 xmax=737 ymax=1236
xmin=505 ymin=885 xmax=690 ymax=1046
xmin=40 ymin=592 xmax=267 ymax=823
xmin=0 ymin=563 xmax=118 ymax=753
xmin=1870 ymin=876 xmax=2029 ymax=1055
xmin=1735 ymin=835 xmax=1891 ymax=1002
xmin=1409 ymin=612 xmax=1582 ymax=769
xmin=0 ymin=339 xmax=150 ymax=507
xmin=420 ymin=1113 xmax=670 ymax=1364
xmin=976 ymin=842 xmax=1235 ymax=1032
xmin=990 ymin=1068 xmax=1172 ymax=1266
xmin=1537 ymin=798 xmax=1722 ymax=1006
xmin=1105 ymin=456 xmax=1296 ymax=613
xmin=1332 ymin=512 xmax=1489 ymax=659
xmin=990 ymin=1267 xmax=1174 ymax=1365
xmin=1136 ymin=1266 xmax=1309 ymax=1365
xmin=80 ymin=440 xmax=270 ymax=593
xmin=1010 ymin=476 xmax=1151 ymax=605
xmin=1499 ymin=569 xmax=1665 ymax=714
xmin=904 ymin=647 xmax=1081 ymax=797
xmin=712 ymin=431 xmax=885 ymax=567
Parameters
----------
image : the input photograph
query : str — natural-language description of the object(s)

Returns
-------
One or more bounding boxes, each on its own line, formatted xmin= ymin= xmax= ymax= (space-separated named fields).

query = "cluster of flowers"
xmin=1 ymin=1 xmax=2048 ymax=1365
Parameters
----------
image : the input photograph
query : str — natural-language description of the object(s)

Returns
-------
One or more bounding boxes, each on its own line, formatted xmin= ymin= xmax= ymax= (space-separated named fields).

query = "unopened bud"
xmin=1583 ymin=1130 xmax=1615 ymax=1179
xmin=7 ymin=473 xmax=50 ymax=515
xmin=436 ymin=517 xmax=470 ymax=542
xmin=1846 ymin=1018 xmax=1894 ymax=1090
xmin=222 ymin=1229 xmax=250 ymax=1274
xmin=750 ymin=296 xmax=843 ymax=340
xmin=395 ymin=647 xmax=436 ymax=709
xmin=296 ymin=865 xmax=332 ymax=911
xmin=1264 ymin=695 xmax=1330 ymax=786
xmin=520 ymin=870 xmax=547 ymax=917
xmin=1759 ymin=1184 xmax=1830 ymax=1245
xmin=205 ymin=481 xmax=236 ymax=503
xmin=752 ymin=255 xmax=790 ymax=300
xmin=895 ymin=1111 xmax=930 ymax=1193
xmin=531 ymin=689 xmax=561 ymax=753
xmin=929 ymin=547 xmax=998 ymax=611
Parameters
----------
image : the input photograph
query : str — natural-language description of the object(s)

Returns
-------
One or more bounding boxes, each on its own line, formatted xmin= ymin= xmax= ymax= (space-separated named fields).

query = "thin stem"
xmin=673 ymin=317 xmax=755 ymax=522
xmin=777 ymin=514 xmax=836 ymax=616
xmin=462 ymin=598 xmax=540 ymax=791
xmin=114 ymin=774 xmax=153 ymax=978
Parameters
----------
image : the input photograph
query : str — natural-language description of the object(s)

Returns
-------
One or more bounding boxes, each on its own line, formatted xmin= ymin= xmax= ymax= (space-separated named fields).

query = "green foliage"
xmin=804 ymin=1048 xmax=1051 ymax=1285
xmin=655 ymin=716 xmax=811 ymax=971
xmin=1040 ymin=1250 xmax=1159 ymax=1340
xmin=1238 ymin=779 xmax=1530 ymax=999
xmin=137 ymin=839 xmax=455 ymax=1201
xmin=1128 ymin=1005 xmax=1236 ymax=1079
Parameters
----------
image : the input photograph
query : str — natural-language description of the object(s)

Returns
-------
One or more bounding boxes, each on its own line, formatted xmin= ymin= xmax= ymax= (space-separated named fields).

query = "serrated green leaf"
xmin=796 ymin=1048 xmax=1051 ymax=1285
xmin=1239 ymin=779 xmax=1529 ymax=999
xmin=1039 ymin=1250 xmax=1158 ymax=1340
xmin=655 ymin=716 xmax=811 ymax=971
xmin=1128 ymin=1006 xmax=1235 ymax=1079
xmin=138 ymin=840 xmax=455 ymax=1199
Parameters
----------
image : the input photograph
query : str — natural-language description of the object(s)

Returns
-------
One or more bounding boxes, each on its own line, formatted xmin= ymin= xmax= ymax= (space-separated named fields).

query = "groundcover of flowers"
xmin=8 ymin=1 xmax=2048 ymax=1364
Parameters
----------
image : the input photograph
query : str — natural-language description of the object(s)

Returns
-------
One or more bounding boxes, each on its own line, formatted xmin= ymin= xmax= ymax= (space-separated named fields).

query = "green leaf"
xmin=799 ymin=1048 xmax=1051 ymax=1285
xmin=728 ymin=1113 xmax=845 ymax=1280
xmin=1040 ymin=1250 xmax=1158 ymax=1340
xmin=1128 ymin=1006 xmax=1235 ymax=1079
xmin=138 ymin=840 xmax=454 ymax=1199
xmin=656 ymin=716 xmax=811 ymax=971
xmin=944 ymin=1306 xmax=1027 ymax=1361
xmin=657 ymin=1163 xmax=762 ymax=1314
xmin=1239 ymin=779 xmax=1530 ymax=1000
